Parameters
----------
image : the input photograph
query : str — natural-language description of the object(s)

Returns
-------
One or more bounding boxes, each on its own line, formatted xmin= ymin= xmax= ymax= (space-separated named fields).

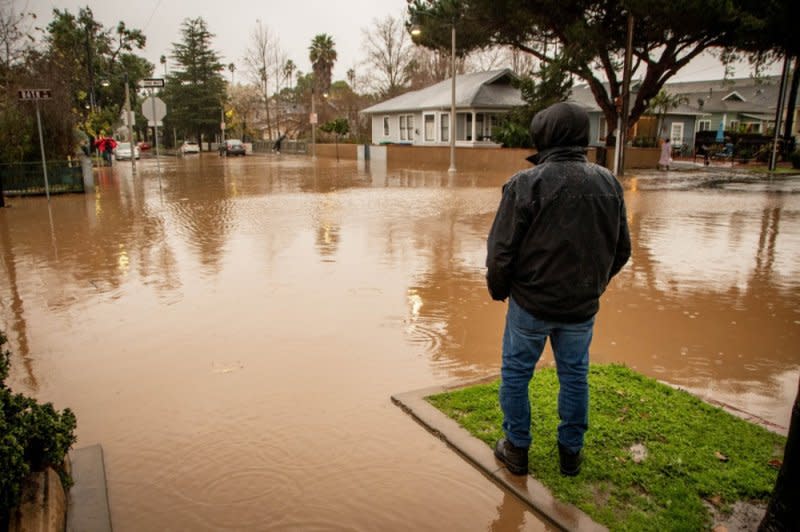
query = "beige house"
xmin=361 ymin=69 xmax=524 ymax=147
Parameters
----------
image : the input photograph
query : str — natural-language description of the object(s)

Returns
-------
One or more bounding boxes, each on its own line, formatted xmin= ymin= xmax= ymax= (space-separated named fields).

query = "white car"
xmin=180 ymin=141 xmax=200 ymax=155
xmin=114 ymin=142 xmax=140 ymax=160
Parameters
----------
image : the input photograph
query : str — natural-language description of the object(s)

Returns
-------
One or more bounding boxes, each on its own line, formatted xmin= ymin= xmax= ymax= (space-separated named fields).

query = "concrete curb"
xmin=67 ymin=444 xmax=113 ymax=532
xmin=391 ymin=385 xmax=607 ymax=532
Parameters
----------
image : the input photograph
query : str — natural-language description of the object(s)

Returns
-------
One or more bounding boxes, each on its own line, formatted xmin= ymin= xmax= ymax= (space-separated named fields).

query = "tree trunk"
xmin=781 ymin=55 xmax=799 ymax=156
xmin=264 ymin=76 xmax=272 ymax=140
xmin=758 ymin=376 xmax=800 ymax=531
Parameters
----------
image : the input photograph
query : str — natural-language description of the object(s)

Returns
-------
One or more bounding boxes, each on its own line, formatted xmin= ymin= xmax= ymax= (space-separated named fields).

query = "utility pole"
xmin=769 ymin=53 xmax=791 ymax=172
xmin=448 ymin=22 xmax=456 ymax=174
xmin=311 ymin=87 xmax=317 ymax=161
xmin=124 ymin=73 xmax=136 ymax=175
xmin=617 ymin=12 xmax=634 ymax=177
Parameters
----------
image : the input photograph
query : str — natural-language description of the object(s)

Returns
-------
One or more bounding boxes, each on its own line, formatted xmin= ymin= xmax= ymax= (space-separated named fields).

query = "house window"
xmin=598 ymin=116 xmax=608 ymax=142
xmin=487 ymin=113 xmax=502 ymax=141
xmin=424 ymin=114 xmax=435 ymax=142
xmin=399 ymin=115 xmax=414 ymax=140
xmin=383 ymin=116 xmax=390 ymax=137
xmin=440 ymin=113 xmax=449 ymax=142
xmin=670 ymin=122 xmax=684 ymax=145
xmin=476 ymin=113 xmax=485 ymax=140
xmin=697 ymin=120 xmax=711 ymax=131
xmin=728 ymin=120 xmax=739 ymax=132
xmin=743 ymin=122 xmax=761 ymax=133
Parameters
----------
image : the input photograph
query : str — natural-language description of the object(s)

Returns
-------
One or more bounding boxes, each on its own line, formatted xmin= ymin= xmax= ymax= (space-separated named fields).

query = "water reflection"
xmin=0 ymin=157 xmax=797 ymax=530
xmin=402 ymin=178 xmax=799 ymax=426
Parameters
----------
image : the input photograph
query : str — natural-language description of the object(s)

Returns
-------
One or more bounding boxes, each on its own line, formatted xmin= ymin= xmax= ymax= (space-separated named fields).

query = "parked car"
xmin=180 ymin=141 xmax=200 ymax=155
xmin=137 ymin=141 xmax=151 ymax=151
xmin=114 ymin=142 xmax=140 ymax=160
xmin=221 ymin=139 xmax=246 ymax=156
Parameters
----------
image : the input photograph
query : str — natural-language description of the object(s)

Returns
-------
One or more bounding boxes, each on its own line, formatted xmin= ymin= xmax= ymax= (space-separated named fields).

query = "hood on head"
xmin=529 ymin=102 xmax=590 ymax=151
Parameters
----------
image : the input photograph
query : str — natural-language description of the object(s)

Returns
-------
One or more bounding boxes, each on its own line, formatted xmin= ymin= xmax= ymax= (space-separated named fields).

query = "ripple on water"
xmin=151 ymin=428 xmax=303 ymax=511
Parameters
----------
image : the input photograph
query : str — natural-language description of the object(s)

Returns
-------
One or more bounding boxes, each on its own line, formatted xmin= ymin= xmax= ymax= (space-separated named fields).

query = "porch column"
xmin=471 ymin=112 xmax=476 ymax=142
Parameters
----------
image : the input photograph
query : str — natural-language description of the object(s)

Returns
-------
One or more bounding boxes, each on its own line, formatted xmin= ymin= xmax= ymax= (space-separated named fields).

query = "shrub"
xmin=0 ymin=331 xmax=77 ymax=521
xmin=790 ymin=150 xmax=800 ymax=169
xmin=492 ymin=120 xmax=532 ymax=148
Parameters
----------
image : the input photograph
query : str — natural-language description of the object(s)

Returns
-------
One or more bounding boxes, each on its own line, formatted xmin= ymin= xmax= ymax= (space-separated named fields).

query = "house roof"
xmin=670 ymin=77 xmax=781 ymax=116
xmin=569 ymin=75 xmax=783 ymax=117
xmin=361 ymin=69 xmax=525 ymax=114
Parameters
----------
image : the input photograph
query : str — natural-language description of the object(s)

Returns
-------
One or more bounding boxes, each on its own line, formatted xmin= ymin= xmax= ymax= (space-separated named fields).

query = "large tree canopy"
xmin=408 ymin=0 xmax=765 ymax=136
xmin=162 ymin=17 xmax=226 ymax=147
xmin=0 ymin=6 xmax=151 ymax=161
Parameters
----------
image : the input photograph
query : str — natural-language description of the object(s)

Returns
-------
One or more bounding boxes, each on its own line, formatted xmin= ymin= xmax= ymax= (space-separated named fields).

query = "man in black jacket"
xmin=487 ymin=102 xmax=631 ymax=476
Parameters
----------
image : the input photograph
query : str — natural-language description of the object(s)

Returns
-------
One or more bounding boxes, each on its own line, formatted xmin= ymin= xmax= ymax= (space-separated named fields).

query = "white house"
xmin=361 ymin=69 xmax=524 ymax=147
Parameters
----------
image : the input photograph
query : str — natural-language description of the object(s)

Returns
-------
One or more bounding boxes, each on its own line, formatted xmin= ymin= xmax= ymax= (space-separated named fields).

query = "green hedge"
xmin=790 ymin=150 xmax=800 ymax=169
xmin=0 ymin=331 xmax=77 ymax=522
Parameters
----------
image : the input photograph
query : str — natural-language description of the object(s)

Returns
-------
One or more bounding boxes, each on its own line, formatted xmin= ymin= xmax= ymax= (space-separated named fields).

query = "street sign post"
xmin=139 ymin=78 xmax=165 ymax=89
xmin=141 ymin=94 xmax=167 ymax=188
xmin=18 ymin=89 xmax=52 ymax=100
xmin=18 ymin=89 xmax=52 ymax=201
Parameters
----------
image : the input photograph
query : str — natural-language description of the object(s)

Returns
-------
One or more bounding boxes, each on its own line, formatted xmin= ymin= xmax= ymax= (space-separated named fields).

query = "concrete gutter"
xmin=391 ymin=385 xmax=607 ymax=532
xmin=67 ymin=444 xmax=113 ymax=532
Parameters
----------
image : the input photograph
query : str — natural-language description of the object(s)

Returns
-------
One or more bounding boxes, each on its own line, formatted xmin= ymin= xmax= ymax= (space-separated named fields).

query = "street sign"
xmin=140 ymin=78 xmax=165 ymax=88
xmin=141 ymin=96 xmax=167 ymax=123
xmin=18 ymin=89 xmax=52 ymax=100
xmin=309 ymin=112 xmax=318 ymax=125
xmin=120 ymin=110 xmax=136 ymax=127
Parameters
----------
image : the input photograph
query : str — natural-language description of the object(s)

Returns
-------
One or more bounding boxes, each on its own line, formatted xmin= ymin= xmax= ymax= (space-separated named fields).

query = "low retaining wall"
xmin=314 ymin=143 xmax=657 ymax=172
xmin=315 ymin=143 xmax=357 ymax=160
xmin=624 ymin=147 xmax=659 ymax=169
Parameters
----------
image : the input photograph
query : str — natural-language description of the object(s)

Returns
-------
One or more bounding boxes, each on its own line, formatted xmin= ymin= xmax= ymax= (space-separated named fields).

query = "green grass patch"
xmin=426 ymin=364 xmax=785 ymax=531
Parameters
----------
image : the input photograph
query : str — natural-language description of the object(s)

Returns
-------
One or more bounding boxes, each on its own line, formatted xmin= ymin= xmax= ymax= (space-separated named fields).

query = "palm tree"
xmin=228 ymin=63 xmax=236 ymax=85
xmin=308 ymin=34 xmax=337 ymax=95
xmin=648 ymin=89 xmax=688 ymax=141
xmin=283 ymin=59 xmax=296 ymax=89
xmin=160 ymin=54 xmax=167 ymax=77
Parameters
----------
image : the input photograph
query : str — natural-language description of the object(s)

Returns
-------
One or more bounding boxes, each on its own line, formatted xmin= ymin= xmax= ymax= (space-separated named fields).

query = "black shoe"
xmin=494 ymin=438 xmax=528 ymax=475
xmin=558 ymin=443 xmax=583 ymax=476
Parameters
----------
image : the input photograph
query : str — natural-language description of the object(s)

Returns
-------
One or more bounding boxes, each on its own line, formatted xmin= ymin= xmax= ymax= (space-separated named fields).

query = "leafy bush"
xmin=0 ymin=331 xmax=77 ymax=520
xmin=791 ymin=150 xmax=800 ymax=169
xmin=492 ymin=120 xmax=533 ymax=148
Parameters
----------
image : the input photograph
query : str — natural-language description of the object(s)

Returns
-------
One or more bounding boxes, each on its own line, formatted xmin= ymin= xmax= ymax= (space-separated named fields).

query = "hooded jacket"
xmin=486 ymin=102 xmax=631 ymax=323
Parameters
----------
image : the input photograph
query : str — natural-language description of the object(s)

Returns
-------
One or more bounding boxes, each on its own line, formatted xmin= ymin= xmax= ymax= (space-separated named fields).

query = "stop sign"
xmin=141 ymin=96 xmax=167 ymax=124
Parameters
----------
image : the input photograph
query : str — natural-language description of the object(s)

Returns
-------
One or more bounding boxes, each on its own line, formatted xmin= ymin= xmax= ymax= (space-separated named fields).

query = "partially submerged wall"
xmin=331 ymin=144 xmax=658 ymax=172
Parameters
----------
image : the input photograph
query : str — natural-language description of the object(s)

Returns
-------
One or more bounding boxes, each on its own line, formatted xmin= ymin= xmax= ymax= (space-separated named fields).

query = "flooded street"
xmin=1 ymin=153 xmax=798 ymax=530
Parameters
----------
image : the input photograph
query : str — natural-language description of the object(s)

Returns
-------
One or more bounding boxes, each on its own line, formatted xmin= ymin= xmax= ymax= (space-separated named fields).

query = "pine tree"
xmin=163 ymin=17 xmax=225 ymax=148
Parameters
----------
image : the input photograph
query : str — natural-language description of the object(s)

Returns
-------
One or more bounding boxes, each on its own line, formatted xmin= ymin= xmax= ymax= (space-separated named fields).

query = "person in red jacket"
xmin=94 ymin=136 xmax=117 ymax=165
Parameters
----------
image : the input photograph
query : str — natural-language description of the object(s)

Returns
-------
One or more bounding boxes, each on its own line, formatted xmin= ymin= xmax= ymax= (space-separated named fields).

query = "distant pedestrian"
xmin=658 ymin=137 xmax=672 ymax=170
xmin=94 ymin=136 xmax=116 ymax=166
xmin=698 ymin=143 xmax=711 ymax=166
xmin=486 ymin=102 xmax=631 ymax=477
xmin=273 ymin=132 xmax=286 ymax=153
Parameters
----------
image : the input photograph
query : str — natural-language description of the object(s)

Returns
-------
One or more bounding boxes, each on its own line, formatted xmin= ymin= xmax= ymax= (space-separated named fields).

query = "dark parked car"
xmin=222 ymin=139 xmax=246 ymax=156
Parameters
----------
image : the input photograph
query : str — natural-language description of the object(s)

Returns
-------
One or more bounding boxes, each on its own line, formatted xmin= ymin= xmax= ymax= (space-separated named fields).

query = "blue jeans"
xmin=499 ymin=297 xmax=595 ymax=453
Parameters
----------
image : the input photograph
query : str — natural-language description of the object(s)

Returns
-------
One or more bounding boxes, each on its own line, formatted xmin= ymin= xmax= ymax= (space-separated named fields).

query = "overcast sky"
xmin=28 ymin=0 xmax=781 ymax=85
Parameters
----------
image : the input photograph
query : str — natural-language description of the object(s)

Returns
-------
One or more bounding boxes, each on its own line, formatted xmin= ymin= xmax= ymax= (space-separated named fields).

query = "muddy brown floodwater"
xmin=1 ymin=154 xmax=798 ymax=531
